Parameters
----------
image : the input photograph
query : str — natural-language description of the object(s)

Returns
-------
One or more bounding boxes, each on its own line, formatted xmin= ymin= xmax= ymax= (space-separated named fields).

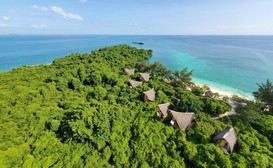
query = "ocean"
xmin=1 ymin=35 xmax=273 ymax=98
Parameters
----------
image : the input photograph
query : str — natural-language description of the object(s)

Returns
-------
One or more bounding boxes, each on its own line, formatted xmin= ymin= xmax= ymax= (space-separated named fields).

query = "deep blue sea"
xmin=1 ymin=35 xmax=273 ymax=98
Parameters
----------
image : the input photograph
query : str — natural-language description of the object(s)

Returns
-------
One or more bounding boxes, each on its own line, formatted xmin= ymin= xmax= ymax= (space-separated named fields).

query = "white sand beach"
xmin=194 ymin=81 xmax=254 ymax=100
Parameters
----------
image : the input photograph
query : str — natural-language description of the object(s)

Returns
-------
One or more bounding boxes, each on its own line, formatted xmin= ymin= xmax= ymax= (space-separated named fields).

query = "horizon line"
xmin=1 ymin=34 xmax=273 ymax=36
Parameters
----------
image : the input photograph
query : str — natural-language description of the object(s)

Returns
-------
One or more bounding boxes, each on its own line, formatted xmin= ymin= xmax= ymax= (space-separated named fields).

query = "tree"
xmin=253 ymin=79 xmax=273 ymax=110
xmin=172 ymin=68 xmax=194 ymax=89
xmin=192 ymin=86 xmax=204 ymax=96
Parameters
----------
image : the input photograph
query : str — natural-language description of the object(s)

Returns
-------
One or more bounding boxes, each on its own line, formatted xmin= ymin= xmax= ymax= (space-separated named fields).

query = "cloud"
xmin=0 ymin=23 xmax=16 ymax=28
xmin=50 ymin=6 xmax=83 ymax=20
xmin=79 ymin=0 xmax=88 ymax=3
xmin=31 ymin=24 xmax=48 ymax=29
xmin=32 ymin=5 xmax=48 ymax=11
xmin=9 ymin=10 xmax=16 ymax=14
xmin=3 ymin=16 xmax=11 ymax=21
xmin=30 ymin=5 xmax=83 ymax=21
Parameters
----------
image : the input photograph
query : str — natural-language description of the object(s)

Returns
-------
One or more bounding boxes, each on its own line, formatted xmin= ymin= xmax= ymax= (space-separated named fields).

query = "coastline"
xmin=192 ymin=78 xmax=254 ymax=100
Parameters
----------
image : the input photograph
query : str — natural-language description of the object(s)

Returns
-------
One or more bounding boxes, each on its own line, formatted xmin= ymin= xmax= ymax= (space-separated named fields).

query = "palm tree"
xmin=253 ymin=79 xmax=273 ymax=110
xmin=171 ymin=68 xmax=194 ymax=89
xmin=148 ymin=61 xmax=173 ymax=79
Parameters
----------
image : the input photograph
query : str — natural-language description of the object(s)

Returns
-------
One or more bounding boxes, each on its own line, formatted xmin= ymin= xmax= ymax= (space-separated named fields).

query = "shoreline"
xmin=192 ymin=79 xmax=254 ymax=100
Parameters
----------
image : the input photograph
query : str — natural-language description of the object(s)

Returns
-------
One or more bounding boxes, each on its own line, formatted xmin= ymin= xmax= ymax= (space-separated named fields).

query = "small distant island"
xmin=133 ymin=41 xmax=144 ymax=45
xmin=0 ymin=45 xmax=272 ymax=167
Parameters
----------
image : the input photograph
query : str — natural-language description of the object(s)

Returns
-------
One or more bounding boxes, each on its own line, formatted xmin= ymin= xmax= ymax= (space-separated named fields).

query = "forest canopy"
xmin=0 ymin=45 xmax=272 ymax=168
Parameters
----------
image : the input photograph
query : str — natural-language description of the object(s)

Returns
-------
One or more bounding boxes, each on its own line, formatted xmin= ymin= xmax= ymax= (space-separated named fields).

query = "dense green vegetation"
xmin=0 ymin=45 xmax=272 ymax=167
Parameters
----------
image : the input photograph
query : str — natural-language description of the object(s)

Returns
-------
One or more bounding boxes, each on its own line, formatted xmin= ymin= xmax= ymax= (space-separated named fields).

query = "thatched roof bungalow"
xmin=129 ymin=80 xmax=142 ymax=88
xmin=212 ymin=127 xmax=237 ymax=154
xmin=143 ymin=88 xmax=156 ymax=102
xmin=157 ymin=103 xmax=170 ymax=118
xmin=163 ymin=78 xmax=172 ymax=84
xmin=139 ymin=73 xmax=150 ymax=81
xmin=205 ymin=90 xmax=214 ymax=98
xmin=169 ymin=110 xmax=194 ymax=130
xmin=124 ymin=68 xmax=135 ymax=75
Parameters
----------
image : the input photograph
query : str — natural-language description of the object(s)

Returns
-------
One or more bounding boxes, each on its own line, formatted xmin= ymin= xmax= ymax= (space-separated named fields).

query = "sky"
xmin=1 ymin=0 xmax=273 ymax=35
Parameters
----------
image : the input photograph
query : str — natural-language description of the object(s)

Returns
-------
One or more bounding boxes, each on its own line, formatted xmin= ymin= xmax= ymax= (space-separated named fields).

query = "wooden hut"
xmin=212 ymin=127 xmax=237 ymax=154
xmin=128 ymin=80 xmax=142 ymax=88
xmin=143 ymin=88 xmax=155 ymax=102
xmin=139 ymin=73 xmax=150 ymax=81
xmin=124 ymin=68 xmax=135 ymax=75
xmin=163 ymin=78 xmax=172 ymax=84
xmin=157 ymin=103 xmax=170 ymax=117
xmin=169 ymin=110 xmax=194 ymax=130
xmin=205 ymin=90 xmax=214 ymax=98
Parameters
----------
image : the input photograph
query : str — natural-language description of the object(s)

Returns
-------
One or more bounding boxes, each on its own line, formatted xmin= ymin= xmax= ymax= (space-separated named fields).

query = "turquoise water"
xmin=0 ymin=35 xmax=273 ymax=98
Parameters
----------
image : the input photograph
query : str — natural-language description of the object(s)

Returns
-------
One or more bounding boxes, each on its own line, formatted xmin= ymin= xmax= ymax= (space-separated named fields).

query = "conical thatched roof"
xmin=129 ymin=80 xmax=142 ymax=88
xmin=163 ymin=78 xmax=172 ymax=84
xmin=143 ymin=88 xmax=155 ymax=101
xmin=157 ymin=103 xmax=170 ymax=117
xmin=212 ymin=127 xmax=237 ymax=153
xmin=185 ymin=86 xmax=192 ymax=91
xmin=205 ymin=91 xmax=214 ymax=98
xmin=124 ymin=68 xmax=135 ymax=75
xmin=139 ymin=73 xmax=150 ymax=81
xmin=169 ymin=110 xmax=194 ymax=130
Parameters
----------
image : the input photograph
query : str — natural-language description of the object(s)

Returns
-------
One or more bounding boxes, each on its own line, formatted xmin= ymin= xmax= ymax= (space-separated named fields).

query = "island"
xmin=0 ymin=45 xmax=272 ymax=167
xmin=133 ymin=41 xmax=144 ymax=45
